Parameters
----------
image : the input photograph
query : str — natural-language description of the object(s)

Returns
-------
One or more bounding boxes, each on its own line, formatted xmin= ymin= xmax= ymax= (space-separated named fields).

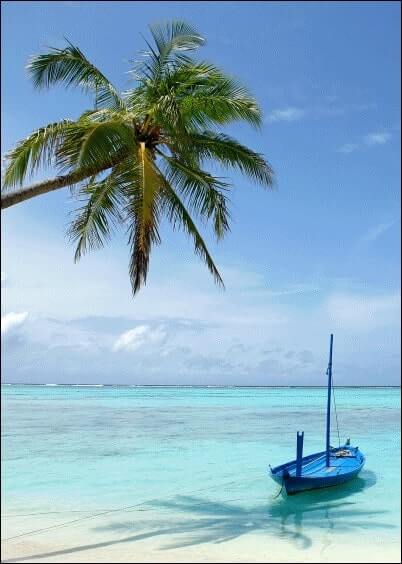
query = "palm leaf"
xmin=179 ymin=76 xmax=262 ymax=128
xmin=186 ymin=131 xmax=274 ymax=187
xmin=134 ymin=58 xmax=262 ymax=132
xmin=138 ymin=20 xmax=204 ymax=81
xmin=160 ymin=175 xmax=224 ymax=287
xmin=2 ymin=120 xmax=73 ymax=189
xmin=160 ymin=153 xmax=231 ymax=240
xmin=77 ymin=121 xmax=135 ymax=169
xmin=55 ymin=119 xmax=134 ymax=173
xmin=27 ymin=39 xmax=123 ymax=110
xmin=150 ymin=20 xmax=204 ymax=53
xmin=67 ymin=167 xmax=127 ymax=261
xmin=126 ymin=143 xmax=163 ymax=294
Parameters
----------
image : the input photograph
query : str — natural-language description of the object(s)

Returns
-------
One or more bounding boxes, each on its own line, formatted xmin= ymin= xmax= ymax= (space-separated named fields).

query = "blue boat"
xmin=269 ymin=334 xmax=365 ymax=495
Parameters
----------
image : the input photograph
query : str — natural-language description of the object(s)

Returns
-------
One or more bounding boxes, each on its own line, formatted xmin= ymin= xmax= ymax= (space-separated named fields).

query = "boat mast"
xmin=325 ymin=334 xmax=334 ymax=467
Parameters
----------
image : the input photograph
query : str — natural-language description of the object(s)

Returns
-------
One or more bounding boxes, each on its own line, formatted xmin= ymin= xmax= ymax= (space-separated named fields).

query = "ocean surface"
xmin=1 ymin=385 xmax=400 ymax=562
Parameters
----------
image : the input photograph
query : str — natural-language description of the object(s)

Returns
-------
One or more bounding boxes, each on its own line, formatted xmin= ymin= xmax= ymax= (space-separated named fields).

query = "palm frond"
xmin=160 ymin=175 xmax=224 ymax=287
xmin=2 ymin=120 xmax=73 ymax=189
xmin=77 ymin=121 xmax=135 ymax=169
xmin=160 ymin=153 xmax=231 ymax=240
xmin=135 ymin=58 xmax=262 ymax=131
xmin=55 ymin=119 xmax=134 ymax=173
xmin=67 ymin=166 xmax=127 ymax=261
xmin=148 ymin=94 xmax=189 ymax=136
xmin=163 ymin=60 xmax=226 ymax=93
xmin=125 ymin=76 xmax=189 ymax=138
xmin=138 ymin=20 xmax=204 ymax=81
xmin=186 ymin=131 xmax=274 ymax=187
xmin=179 ymin=74 xmax=262 ymax=128
xmin=78 ymin=108 xmax=126 ymax=123
xmin=27 ymin=39 xmax=123 ymax=110
xmin=127 ymin=144 xmax=163 ymax=294
xmin=150 ymin=20 xmax=204 ymax=56
xmin=122 ymin=86 xmax=149 ymax=118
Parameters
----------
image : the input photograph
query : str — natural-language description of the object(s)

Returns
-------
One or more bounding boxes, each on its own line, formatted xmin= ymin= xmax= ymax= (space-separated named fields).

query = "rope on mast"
xmin=331 ymin=369 xmax=341 ymax=448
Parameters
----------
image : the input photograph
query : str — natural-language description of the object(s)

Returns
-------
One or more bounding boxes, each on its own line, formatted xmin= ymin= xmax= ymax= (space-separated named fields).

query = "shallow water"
xmin=1 ymin=385 xmax=400 ymax=561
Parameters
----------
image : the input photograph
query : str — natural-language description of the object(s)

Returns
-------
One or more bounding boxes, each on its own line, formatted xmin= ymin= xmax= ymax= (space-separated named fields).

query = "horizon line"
xmin=1 ymin=383 xmax=400 ymax=388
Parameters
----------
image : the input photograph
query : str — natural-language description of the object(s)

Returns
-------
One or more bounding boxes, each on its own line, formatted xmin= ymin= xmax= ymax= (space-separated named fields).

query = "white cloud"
xmin=1 ymin=271 xmax=5 ymax=283
xmin=338 ymin=130 xmax=392 ymax=154
xmin=264 ymin=283 xmax=320 ymax=297
xmin=364 ymin=132 xmax=391 ymax=146
xmin=33 ymin=317 xmax=102 ymax=351
xmin=1 ymin=312 xmax=28 ymax=335
xmin=338 ymin=143 xmax=359 ymax=154
xmin=219 ymin=266 xmax=265 ymax=289
xmin=326 ymin=293 xmax=400 ymax=332
xmin=2 ymin=214 xmax=400 ymax=384
xmin=2 ymin=312 xmax=107 ymax=351
xmin=2 ymin=290 xmax=400 ymax=384
xmin=313 ymin=106 xmax=346 ymax=118
xmin=266 ymin=101 xmax=374 ymax=125
xmin=113 ymin=324 xmax=167 ymax=352
xmin=349 ymin=102 xmax=377 ymax=112
xmin=360 ymin=220 xmax=397 ymax=243
xmin=266 ymin=107 xmax=305 ymax=123
xmin=1 ymin=155 xmax=7 ymax=183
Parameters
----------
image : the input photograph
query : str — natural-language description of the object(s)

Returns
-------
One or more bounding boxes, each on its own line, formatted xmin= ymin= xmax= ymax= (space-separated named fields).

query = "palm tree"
xmin=1 ymin=21 xmax=273 ymax=295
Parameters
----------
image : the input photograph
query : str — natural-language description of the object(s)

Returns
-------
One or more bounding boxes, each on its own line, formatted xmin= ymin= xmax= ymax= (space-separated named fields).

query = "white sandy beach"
xmin=2 ymin=510 xmax=400 ymax=563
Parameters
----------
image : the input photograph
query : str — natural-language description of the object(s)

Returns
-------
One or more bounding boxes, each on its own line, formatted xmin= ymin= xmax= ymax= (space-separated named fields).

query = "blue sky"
xmin=1 ymin=1 xmax=400 ymax=385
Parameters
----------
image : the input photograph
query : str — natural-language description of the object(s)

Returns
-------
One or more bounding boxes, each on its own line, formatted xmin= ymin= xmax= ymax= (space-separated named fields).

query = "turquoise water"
xmin=2 ymin=385 xmax=400 ymax=557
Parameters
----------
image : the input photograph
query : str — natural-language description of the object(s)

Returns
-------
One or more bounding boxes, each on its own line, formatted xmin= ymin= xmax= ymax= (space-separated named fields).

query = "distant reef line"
xmin=1 ymin=383 xmax=400 ymax=388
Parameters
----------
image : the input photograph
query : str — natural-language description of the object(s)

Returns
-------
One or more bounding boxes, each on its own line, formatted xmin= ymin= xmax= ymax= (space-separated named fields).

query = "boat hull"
xmin=270 ymin=445 xmax=365 ymax=495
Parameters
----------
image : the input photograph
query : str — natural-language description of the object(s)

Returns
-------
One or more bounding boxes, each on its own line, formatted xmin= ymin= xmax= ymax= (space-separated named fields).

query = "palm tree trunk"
xmin=1 ymin=154 xmax=127 ymax=209
xmin=1 ymin=171 xmax=86 ymax=209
